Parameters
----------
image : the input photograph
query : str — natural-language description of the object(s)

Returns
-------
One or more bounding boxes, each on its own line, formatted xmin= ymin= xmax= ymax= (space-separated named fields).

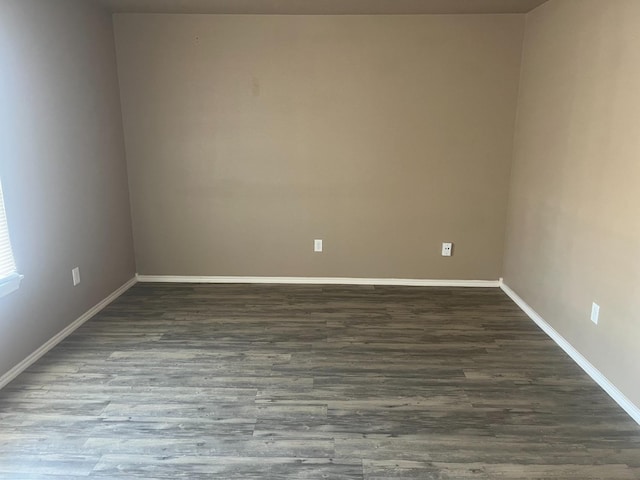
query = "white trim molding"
xmin=500 ymin=279 xmax=640 ymax=426
xmin=136 ymin=275 xmax=501 ymax=288
xmin=0 ymin=272 xmax=24 ymax=299
xmin=0 ymin=276 xmax=137 ymax=390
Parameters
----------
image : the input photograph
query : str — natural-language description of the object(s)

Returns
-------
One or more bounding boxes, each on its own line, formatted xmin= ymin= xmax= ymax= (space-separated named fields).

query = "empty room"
xmin=0 ymin=0 xmax=639 ymax=478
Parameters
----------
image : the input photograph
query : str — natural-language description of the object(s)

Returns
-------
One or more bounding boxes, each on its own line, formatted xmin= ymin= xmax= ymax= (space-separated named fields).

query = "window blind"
xmin=0 ymin=178 xmax=17 ymax=281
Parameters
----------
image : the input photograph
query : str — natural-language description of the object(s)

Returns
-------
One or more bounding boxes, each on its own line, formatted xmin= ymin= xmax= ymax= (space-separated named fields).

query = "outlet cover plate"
xmin=591 ymin=302 xmax=600 ymax=325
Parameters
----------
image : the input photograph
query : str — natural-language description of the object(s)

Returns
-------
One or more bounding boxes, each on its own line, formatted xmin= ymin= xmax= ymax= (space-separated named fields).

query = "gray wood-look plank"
xmin=0 ymin=284 xmax=639 ymax=479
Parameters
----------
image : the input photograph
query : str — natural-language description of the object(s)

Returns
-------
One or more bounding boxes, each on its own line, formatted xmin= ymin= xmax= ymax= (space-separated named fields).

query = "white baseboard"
xmin=0 ymin=276 xmax=137 ymax=390
xmin=500 ymin=279 xmax=640 ymax=426
xmin=136 ymin=275 xmax=500 ymax=288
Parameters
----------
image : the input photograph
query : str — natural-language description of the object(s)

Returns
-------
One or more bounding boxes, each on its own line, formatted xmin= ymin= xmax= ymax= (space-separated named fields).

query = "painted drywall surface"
xmin=503 ymin=0 xmax=640 ymax=406
xmin=100 ymin=0 xmax=549 ymax=15
xmin=0 ymin=0 xmax=135 ymax=378
xmin=115 ymin=14 xmax=524 ymax=279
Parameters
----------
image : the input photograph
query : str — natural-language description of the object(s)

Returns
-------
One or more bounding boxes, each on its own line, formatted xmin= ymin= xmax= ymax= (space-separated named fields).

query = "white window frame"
xmin=0 ymin=272 xmax=22 ymax=298
xmin=0 ymin=178 xmax=22 ymax=299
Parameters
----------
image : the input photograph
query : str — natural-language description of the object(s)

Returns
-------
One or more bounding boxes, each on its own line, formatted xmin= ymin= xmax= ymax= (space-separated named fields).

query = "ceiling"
xmin=96 ymin=0 xmax=549 ymax=15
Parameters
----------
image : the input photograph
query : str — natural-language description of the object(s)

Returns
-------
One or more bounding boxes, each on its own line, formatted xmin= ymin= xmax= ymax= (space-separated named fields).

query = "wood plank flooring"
xmin=0 ymin=284 xmax=639 ymax=479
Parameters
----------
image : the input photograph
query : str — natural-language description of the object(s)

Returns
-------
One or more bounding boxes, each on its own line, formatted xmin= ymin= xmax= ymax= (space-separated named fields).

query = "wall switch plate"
xmin=314 ymin=239 xmax=323 ymax=252
xmin=442 ymin=242 xmax=453 ymax=257
xmin=591 ymin=302 xmax=600 ymax=325
xmin=72 ymin=267 xmax=81 ymax=286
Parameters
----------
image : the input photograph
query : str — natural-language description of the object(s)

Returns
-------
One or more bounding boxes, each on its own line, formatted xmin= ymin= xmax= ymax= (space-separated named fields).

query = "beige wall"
xmin=503 ymin=0 xmax=640 ymax=406
xmin=0 ymin=0 xmax=136 ymax=378
xmin=114 ymin=14 xmax=524 ymax=279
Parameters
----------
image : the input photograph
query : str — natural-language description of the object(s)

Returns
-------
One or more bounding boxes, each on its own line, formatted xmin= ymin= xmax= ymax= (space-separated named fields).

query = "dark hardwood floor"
xmin=0 ymin=283 xmax=639 ymax=479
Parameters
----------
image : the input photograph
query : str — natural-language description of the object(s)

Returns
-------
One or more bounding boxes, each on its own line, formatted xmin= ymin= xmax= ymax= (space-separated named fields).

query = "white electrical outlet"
xmin=591 ymin=302 xmax=600 ymax=325
xmin=72 ymin=267 xmax=81 ymax=286
xmin=441 ymin=242 xmax=453 ymax=257
xmin=314 ymin=239 xmax=323 ymax=253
